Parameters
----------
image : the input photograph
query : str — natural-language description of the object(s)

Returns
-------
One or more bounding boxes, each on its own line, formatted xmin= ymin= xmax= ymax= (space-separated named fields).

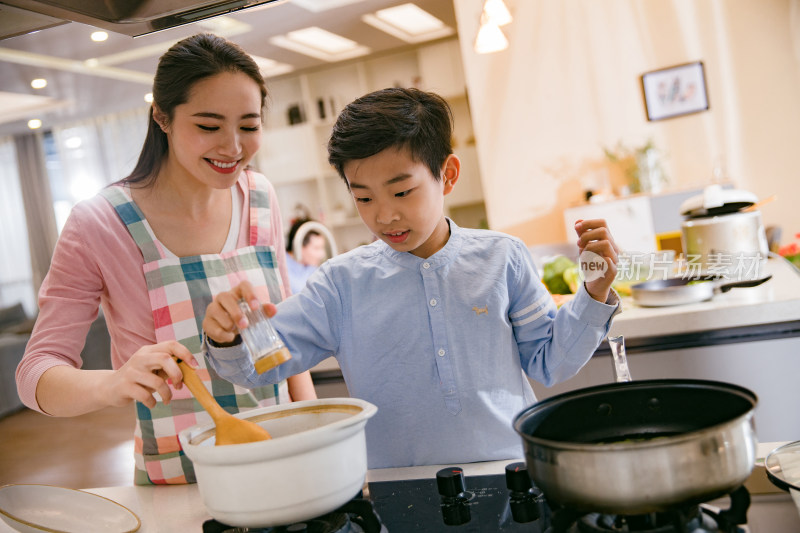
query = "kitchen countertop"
xmin=605 ymin=256 xmax=800 ymax=348
xmin=1 ymin=443 xmax=796 ymax=533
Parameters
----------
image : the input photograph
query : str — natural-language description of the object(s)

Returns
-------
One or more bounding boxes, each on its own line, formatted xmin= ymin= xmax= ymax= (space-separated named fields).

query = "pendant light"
xmin=474 ymin=0 xmax=512 ymax=54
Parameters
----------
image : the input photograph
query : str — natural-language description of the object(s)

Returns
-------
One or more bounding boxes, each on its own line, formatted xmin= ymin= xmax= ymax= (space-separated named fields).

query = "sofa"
xmin=0 ymin=302 xmax=111 ymax=418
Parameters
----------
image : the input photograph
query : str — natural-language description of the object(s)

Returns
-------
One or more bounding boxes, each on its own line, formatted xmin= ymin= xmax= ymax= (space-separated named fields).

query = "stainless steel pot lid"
xmin=680 ymin=184 xmax=757 ymax=218
xmin=765 ymin=441 xmax=800 ymax=492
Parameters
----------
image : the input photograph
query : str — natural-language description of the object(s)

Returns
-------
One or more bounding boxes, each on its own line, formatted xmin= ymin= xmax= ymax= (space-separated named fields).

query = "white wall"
xmin=454 ymin=0 xmax=800 ymax=246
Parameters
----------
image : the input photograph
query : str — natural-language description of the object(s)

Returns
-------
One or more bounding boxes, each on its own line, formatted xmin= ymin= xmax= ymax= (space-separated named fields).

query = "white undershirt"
xmin=162 ymin=186 xmax=242 ymax=258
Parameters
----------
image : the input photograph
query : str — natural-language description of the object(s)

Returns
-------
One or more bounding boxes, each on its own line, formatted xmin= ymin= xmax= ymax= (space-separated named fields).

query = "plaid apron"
xmin=100 ymin=171 xmax=289 ymax=485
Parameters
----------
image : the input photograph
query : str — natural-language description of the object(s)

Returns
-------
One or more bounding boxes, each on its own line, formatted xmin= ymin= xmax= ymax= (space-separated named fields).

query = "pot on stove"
xmin=680 ymin=185 xmax=769 ymax=277
xmin=178 ymin=398 xmax=377 ymax=528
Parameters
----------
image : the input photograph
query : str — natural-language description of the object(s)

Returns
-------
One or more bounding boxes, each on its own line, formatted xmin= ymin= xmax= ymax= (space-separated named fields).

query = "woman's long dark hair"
xmin=121 ymin=33 xmax=267 ymax=187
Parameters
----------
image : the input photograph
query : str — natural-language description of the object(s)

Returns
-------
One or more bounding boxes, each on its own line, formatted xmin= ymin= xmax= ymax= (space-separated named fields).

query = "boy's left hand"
xmin=574 ymin=219 xmax=619 ymax=303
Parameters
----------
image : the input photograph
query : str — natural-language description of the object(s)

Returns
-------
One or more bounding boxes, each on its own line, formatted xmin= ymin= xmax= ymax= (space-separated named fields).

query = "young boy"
xmin=203 ymin=88 xmax=620 ymax=469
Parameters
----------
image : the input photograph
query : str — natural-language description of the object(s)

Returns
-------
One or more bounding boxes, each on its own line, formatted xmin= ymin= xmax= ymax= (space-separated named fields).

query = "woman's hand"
xmin=100 ymin=341 xmax=198 ymax=409
xmin=203 ymin=281 xmax=277 ymax=344
xmin=574 ymin=219 xmax=620 ymax=303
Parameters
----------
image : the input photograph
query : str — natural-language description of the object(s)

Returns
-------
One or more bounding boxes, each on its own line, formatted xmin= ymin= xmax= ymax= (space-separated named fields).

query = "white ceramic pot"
xmin=178 ymin=398 xmax=377 ymax=528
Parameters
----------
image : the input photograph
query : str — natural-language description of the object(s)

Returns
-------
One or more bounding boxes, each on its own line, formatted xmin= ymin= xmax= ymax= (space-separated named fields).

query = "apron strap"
xmin=100 ymin=185 xmax=165 ymax=263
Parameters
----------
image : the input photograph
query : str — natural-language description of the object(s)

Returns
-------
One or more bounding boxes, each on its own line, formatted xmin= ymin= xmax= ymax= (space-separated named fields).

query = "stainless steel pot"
xmin=681 ymin=210 xmax=768 ymax=274
xmin=513 ymin=380 xmax=757 ymax=514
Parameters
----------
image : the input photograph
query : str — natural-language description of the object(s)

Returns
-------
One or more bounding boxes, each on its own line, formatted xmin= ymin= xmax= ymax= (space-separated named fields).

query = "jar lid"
xmin=680 ymin=184 xmax=757 ymax=218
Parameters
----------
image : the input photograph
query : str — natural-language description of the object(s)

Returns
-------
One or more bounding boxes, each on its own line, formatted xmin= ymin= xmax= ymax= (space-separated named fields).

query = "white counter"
xmin=609 ymin=256 xmax=800 ymax=339
xmin=1 ymin=444 xmax=795 ymax=533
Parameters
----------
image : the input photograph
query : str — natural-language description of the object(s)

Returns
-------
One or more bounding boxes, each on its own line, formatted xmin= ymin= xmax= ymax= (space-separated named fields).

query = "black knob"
xmin=441 ymin=500 xmax=471 ymax=526
xmin=505 ymin=462 xmax=532 ymax=492
xmin=505 ymin=462 xmax=540 ymax=523
xmin=436 ymin=467 xmax=466 ymax=497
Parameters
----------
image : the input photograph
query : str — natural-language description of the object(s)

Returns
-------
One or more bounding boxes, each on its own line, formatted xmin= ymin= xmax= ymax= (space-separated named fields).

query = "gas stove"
xmin=367 ymin=463 xmax=749 ymax=532
xmin=200 ymin=462 xmax=779 ymax=532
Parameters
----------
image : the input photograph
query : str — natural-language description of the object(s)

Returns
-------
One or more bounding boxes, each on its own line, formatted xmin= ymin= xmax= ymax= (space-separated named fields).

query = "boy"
xmin=203 ymin=88 xmax=620 ymax=469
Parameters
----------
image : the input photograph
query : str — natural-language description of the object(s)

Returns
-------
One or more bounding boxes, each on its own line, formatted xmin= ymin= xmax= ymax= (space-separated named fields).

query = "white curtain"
xmin=0 ymin=136 xmax=35 ymax=315
xmin=50 ymin=106 xmax=149 ymax=230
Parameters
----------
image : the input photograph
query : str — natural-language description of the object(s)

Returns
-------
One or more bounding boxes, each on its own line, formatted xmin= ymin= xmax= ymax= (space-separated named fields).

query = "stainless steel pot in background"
xmin=679 ymin=185 xmax=769 ymax=277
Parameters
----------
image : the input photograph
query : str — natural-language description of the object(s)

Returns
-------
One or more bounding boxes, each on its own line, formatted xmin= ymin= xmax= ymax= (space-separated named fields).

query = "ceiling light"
xmin=31 ymin=78 xmax=47 ymax=89
xmin=28 ymin=119 xmax=42 ymax=129
xmin=250 ymin=55 xmax=295 ymax=78
xmin=474 ymin=22 xmax=508 ymax=54
xmin=362 ymin=3 xmax=454 ymax=43
xmin=90 ymin=31 xmax=108 ymax=42
xmin=270 ymin=27 xmax=370 ymax=62
xmin=287 ymin=27 xmax=358 ymax=54
xmin=144 ymin=93 xmax=153 ymax=103
xmin=290 ymin=0 xmax=364 ymax=12
xmin=482 ymin=0 xmax=512 ymax=26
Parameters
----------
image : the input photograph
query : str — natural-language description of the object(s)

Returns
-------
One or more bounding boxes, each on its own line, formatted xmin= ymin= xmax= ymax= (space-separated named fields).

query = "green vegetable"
xmin=543 ymin=255 xmax=577 ymax=295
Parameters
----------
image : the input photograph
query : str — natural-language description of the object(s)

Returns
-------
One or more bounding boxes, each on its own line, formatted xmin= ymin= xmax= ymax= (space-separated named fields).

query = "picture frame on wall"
xmin=640 ymin=61 xmax=709 ymax=121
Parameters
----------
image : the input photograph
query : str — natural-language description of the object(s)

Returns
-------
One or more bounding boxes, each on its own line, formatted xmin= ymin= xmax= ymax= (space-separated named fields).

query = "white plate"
xmin=0 ymin=484 xmax=140 ymax=533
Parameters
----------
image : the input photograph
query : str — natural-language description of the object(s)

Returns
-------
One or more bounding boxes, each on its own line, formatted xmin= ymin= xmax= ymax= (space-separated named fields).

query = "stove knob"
xmin=505 ymin=462 xmax=540 ymax=523
xmin=436 ymin=467 xmax=471 ymax=526
xmin=505 ymin=462 xmax=533 ymax=492
xmin=436 ymin=467 xmax=466 ymax=497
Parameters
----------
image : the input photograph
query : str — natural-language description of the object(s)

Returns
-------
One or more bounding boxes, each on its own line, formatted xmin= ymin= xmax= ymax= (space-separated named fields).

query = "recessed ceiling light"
xmin=144 ymin=93 xmax=153 ymax=103
xmin=31 ymin=78 xmax=47 ymax=89
xmin=91 ymin=31 xmax=108 ymax=42
xmin=270 ymin=27 xmax=370 ymax=62
xmin=250 ymin=55 xmax=294 ymax=78
xmin=290 ymin=0 xmax=364 ymax=12
xmin=362 ymin=3 xmax=454 ymax=43
xmin=28 ymin=119 xmax=42 ymax=129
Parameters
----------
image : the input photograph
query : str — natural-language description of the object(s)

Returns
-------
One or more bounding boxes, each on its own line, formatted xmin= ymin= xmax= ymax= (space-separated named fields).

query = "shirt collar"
xmin=379 ymin=218 xmax=464 ymax=269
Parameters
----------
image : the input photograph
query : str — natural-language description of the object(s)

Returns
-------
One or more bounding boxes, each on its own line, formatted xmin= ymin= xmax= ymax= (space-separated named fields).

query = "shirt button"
xmin=430 ymin=298 xmax=437 ymax=307
xmin=423 ymin=262 xmax=431 ymax=269
xmin=438 ymin=349 xmax=446 ymax=357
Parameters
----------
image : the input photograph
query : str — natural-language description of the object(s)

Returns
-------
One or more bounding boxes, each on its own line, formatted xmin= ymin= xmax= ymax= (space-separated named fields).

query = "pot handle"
xmin=608 ymin=335 xmax=632 ymax=382
xmin=717 ymin=274 xmax=772 ymax=293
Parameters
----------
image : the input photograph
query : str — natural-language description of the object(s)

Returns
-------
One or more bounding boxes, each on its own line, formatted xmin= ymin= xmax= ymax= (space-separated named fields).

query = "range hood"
xmin=0 ymin=0 xmax=282 ymax=38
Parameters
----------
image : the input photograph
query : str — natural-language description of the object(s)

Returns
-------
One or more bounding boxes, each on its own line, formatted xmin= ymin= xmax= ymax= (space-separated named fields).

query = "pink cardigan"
xmin=16 ymin=173 xmax=290 ymax=413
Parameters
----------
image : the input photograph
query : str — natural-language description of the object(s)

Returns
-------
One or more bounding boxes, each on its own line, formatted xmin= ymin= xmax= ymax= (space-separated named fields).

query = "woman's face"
xmin=302 ymin=233 xmax=327 ymax=267
xmin=161 ymin=71 xmax=262 ymax=189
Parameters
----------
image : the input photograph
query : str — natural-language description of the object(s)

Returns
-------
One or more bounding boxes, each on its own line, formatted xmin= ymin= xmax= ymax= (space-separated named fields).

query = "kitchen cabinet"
xmin=562 ymin=185 xmax=732 ymax=253
xmin=254 ymin=38 xmax=486 ymax=253
xmin=530 ymin=257 xmax=800 ymax=444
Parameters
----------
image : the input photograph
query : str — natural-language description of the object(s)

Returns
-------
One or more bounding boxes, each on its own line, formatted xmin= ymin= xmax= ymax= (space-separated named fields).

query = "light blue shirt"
xmin=285 ymin=253 xmax=317 ymax=295
xmin=206 ymin=220 xmax=619 ymax=469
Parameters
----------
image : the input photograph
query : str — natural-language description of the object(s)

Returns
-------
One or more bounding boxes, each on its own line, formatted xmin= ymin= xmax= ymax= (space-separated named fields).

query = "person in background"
xmin=202 ymin=87 xmax=620 ymax=469
xmin=285 ymin=217 xmax=328 ymax=295
xmin=15 ymin=33 xmax=315 ymax=485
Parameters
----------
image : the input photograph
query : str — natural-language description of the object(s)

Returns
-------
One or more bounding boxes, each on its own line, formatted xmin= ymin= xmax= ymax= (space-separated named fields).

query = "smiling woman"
xmin=15 ymin=33 xmax=316 ymax=487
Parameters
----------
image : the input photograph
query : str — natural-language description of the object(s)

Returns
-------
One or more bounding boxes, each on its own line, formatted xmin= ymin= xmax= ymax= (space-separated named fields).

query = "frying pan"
xmin=513 ymin=336 xmax=758 ymax=515
xmin=631 ymin=275 xmax=772 ymax=307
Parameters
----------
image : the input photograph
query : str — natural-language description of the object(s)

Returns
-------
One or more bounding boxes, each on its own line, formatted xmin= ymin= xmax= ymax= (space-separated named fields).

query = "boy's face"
xmin=344 ymin=146 xmax=459 ymax=259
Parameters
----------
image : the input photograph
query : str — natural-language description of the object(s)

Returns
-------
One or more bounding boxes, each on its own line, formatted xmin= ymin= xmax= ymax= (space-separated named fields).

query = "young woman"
xmin=16 ymin=33 xmax=316 ymax=485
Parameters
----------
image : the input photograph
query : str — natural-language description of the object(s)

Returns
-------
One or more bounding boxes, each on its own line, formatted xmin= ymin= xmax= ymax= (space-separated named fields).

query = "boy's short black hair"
xmin=327 ymin=87 xmax=453 ymax=184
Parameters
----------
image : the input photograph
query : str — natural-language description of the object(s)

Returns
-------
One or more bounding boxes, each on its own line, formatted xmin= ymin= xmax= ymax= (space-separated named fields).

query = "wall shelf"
xmin=253 ymin=38 xmax=486 ymax=253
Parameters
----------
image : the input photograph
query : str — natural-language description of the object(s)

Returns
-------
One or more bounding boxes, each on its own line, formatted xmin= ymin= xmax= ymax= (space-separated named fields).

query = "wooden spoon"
xmin=173 ymin=357 xmax=272 ymax=446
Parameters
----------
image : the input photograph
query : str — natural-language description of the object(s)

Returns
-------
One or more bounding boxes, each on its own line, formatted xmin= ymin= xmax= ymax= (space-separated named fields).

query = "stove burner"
xmin=576 ymin=505 xmax=721 ymax=532
xmin=552 ymin=486 xmax=751 ymax=533
xmin=202 ymin=498 xmax=384 ymax=533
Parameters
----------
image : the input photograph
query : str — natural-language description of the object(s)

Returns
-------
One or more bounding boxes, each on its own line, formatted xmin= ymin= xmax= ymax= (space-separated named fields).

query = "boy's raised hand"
xmin=203 ymin=281 xmax=278 ymax=345
xmin=574 ymin=219 xmax=619 ymax=303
